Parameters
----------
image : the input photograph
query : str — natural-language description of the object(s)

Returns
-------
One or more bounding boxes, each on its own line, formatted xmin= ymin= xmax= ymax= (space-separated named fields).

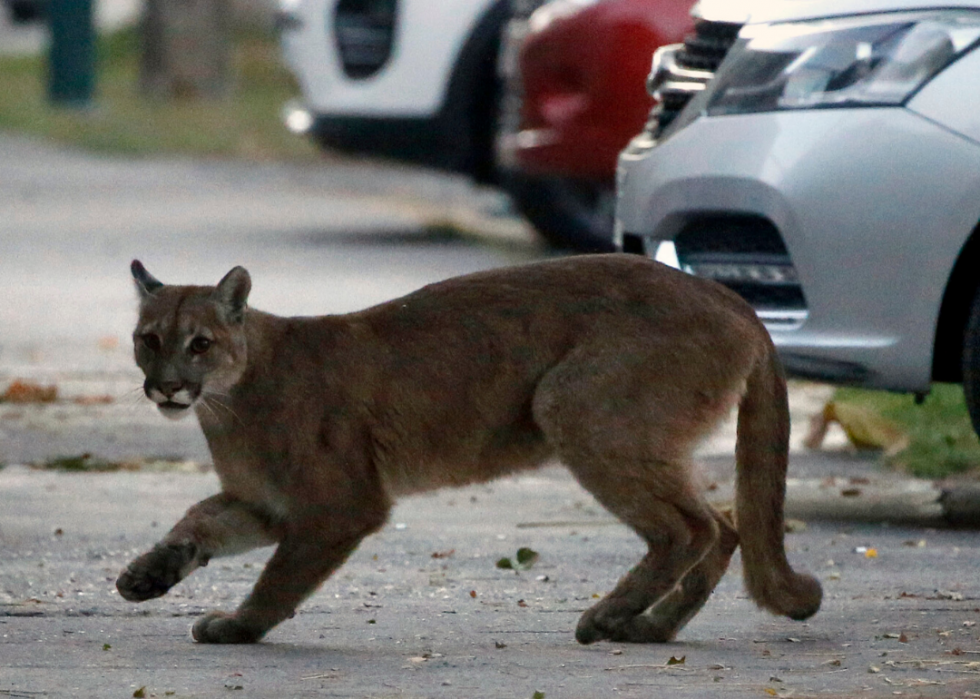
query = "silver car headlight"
xmin=706 ymin=10 xmax=980 ymax=115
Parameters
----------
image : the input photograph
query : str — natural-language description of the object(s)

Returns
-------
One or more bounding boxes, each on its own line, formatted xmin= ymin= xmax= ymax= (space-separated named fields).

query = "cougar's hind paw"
xmin=192 ymin=611 xmax=262 ymax=644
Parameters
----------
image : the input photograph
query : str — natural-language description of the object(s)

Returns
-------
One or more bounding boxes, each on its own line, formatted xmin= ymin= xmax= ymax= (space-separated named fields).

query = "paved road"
xmin=3 ymin=464 xmax=980 ymax=698
xmin=2 ymin=135 xmax=980 ymax=697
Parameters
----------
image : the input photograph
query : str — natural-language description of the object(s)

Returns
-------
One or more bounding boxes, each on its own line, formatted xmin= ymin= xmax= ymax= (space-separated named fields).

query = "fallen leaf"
xmin=495 ymin=641 xmax=506 ymax=649
xmin=1 ymin=380 xmax=57 ymax=404
xmin=469 ymin=590 xmax=477 ymax=598
xmin=865 ymin=548 xmax=878 ymax=559
xmin=496 ymin=557 xmax=514 ymax=570
xmin=102 ymin=643 xmax=111 ymax=651
xmin=765 ymin=689 xmax=778 ymax=697
xmin=516 ymin=547 xmax=538 ymax=566
xmin=841 ymin=488 xmax=862 ymax=497
xmin=784 ymin=519 xmax=807 ymax=533
xmin=899 ymin=632 xmax=908 ymax=643
xmin=517 ymin=599 xmax=528 ymax=608
xmin=804 ymin=400 xmax=908 ymax=455
xmin=431 ymin=549 xmax=455 ymax=559
xmin=133 ymin=689 xmax=146 ymax=699
xmin=868 ymin=666 xmax=880 ymax=674
xmin=667 ymin=655 xmax=686 ymax=665
xmin=34 ymin=454 xmax=117 ymax=472
xmin=73 ymin=395 xmax=113 ymax=406
xmin=532 ymin=692 xmax=546 ymax=699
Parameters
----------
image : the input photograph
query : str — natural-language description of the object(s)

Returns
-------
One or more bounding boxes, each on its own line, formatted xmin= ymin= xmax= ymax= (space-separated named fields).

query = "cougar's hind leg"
xmin=568 ymin=463 xmax=721 ymax=644
xmin=532 ymin=348 xmax=728 ymax=644
xmin=625 ymin=506 xmax=739 ymax=642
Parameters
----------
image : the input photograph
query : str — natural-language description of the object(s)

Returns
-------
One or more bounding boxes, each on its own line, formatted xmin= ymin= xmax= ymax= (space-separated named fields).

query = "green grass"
xmin=833 ymin=383 xmax=980 ymax=479
xmin=0 ymin=27 xmax=321 ymax=160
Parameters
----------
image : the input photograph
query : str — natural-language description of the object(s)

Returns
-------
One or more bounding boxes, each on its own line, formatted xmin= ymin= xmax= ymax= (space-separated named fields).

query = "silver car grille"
xmin=647 ymin=18 xmax=741 ymax=137
xmin=630 ymin=216 xmax=809 ymax=331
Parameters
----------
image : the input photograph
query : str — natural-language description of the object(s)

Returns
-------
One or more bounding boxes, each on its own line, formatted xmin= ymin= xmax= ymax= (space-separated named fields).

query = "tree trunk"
xmin=140 ymin=0 xmax=232 ymax=99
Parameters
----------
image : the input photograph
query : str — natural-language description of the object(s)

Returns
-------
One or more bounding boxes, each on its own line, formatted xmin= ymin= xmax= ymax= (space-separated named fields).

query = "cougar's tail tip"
xmin=787 ymin=573 xmax=823 ymax=621
xmin=754 ymin=572 xmax=822 ymax=621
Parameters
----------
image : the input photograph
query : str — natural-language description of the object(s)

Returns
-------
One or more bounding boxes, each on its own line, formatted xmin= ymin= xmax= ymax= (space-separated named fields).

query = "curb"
xmin=782 ymin=477 xmax=980 ymax=528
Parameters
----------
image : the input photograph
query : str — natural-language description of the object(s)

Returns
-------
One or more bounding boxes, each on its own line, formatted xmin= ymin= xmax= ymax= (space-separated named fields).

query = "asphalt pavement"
xmin=2 ymin=134 xmax=980 ymax=697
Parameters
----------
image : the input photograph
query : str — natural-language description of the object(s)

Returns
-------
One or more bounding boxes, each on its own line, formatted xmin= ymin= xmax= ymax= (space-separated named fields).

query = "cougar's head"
xmin=130 ymin=260 xmax=251 ymax=420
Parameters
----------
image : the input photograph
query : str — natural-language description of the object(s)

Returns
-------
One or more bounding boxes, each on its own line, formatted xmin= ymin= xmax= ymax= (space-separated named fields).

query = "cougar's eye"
xmin=141 ymin=334 xmax=162 ymax=352
xmin=189 ymin=336 xmax=212 ymax=355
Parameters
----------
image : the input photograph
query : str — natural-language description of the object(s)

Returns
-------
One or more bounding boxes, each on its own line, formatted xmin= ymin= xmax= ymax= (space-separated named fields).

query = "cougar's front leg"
xmin=116 ymin=493 xmax=279 ymax=603
xmin=191 ymin=508 xmax=388 ymax=644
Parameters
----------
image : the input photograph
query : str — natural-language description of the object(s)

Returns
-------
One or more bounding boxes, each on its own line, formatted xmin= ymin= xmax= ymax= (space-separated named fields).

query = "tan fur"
xmin=116 ymin=254 xmax=821 ymax=644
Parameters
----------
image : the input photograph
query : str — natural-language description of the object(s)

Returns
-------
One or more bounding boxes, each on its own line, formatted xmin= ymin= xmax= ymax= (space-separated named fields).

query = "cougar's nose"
xmin=147 ymin=380 xmax=182 ymax=398
xmin=160 ymin=381 xmax=183 ymax=397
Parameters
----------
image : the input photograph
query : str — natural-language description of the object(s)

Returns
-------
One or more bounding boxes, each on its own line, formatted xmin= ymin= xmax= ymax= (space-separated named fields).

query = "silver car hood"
xmin=693 ymin=0 xmax=980 ymax=25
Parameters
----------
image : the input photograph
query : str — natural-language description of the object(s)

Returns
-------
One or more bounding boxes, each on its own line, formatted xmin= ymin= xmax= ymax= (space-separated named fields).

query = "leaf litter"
xmin=30 ymin=454 xmax=206 ymax=473
xmin=496 ymin=547 xmax=539 ymax=570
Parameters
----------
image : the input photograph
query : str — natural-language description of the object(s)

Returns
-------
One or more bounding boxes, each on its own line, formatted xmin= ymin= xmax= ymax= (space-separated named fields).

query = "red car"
xmin=498 ymin=0 xmax=694 ymax=251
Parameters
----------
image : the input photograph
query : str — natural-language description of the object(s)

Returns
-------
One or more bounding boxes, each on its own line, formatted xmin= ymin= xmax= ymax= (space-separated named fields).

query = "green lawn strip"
xmin=832 ymin=383 xmax=980 ymax=479
xmin=0 ymin=27 xmax=320 ymax=161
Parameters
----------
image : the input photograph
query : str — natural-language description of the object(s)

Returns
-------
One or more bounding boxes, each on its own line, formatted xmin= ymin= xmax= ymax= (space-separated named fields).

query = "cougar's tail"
xmin=735 ymin=340 xmax=822 ymax=621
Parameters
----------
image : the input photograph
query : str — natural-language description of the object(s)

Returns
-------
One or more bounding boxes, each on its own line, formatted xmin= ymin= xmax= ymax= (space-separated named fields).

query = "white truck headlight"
xmin=706 ymin=11 xmax=980 ymax=115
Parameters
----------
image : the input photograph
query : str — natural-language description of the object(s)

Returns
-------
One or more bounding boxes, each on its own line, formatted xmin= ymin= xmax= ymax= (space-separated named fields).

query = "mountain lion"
xmin=117 ymin=255 xmax=820 ymax=644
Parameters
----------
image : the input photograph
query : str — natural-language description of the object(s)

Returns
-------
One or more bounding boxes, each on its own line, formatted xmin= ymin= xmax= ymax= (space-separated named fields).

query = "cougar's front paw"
xmin=116 ymin=542 xmax=198 ymax=602
xmin=192 ymin=611 xmax=262 ymax=644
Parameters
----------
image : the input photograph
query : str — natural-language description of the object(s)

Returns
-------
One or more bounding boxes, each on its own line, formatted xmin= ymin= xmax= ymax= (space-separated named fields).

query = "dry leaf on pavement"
xmin=1 ymin=379 xmax=57 ymax=404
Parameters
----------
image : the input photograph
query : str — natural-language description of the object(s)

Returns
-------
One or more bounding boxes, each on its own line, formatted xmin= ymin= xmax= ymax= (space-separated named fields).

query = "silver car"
xmin=615 ymin=0 xmax=980 ymax=432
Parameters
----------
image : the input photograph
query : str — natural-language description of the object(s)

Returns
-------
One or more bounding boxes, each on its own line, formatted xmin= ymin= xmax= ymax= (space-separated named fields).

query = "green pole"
xmin=48 ymin=0 xmax=95 ymax=106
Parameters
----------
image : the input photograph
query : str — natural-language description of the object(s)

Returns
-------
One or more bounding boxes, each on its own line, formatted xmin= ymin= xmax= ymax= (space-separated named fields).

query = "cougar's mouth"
xmin=157 ymin=400 xmax=194 ymax=420
xmin=146 ymin=386 xmax=197 ymax=420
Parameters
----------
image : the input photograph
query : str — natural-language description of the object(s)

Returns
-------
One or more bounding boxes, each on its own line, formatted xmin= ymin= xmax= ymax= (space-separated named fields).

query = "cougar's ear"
xmin=131 ymin=260 xmax=164 ymax=299
xmin=214 ymin=266 xmax=251 ymax=324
